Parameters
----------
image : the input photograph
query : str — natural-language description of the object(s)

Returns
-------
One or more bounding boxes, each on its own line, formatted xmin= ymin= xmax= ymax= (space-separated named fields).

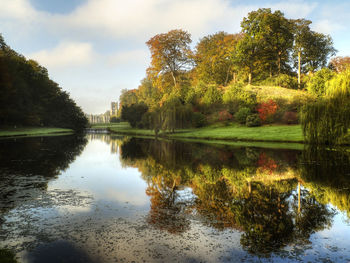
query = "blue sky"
xmin=1 ymin=0 xmax=350 ymax=114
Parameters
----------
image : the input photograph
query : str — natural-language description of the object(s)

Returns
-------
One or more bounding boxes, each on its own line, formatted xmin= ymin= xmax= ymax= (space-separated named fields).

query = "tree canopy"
xmin=0 ymin=34 xmax=87 ymax=130
xmin=146 ymin=29 xmax=193 ymax=87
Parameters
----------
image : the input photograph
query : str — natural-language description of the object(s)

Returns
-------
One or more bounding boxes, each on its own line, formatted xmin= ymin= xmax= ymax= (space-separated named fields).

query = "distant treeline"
xmin=0 ymin=35 xmax=87 ymax=131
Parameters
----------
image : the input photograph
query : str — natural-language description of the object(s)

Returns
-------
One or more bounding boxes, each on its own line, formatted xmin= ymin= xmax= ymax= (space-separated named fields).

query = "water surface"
xmin=1 ymin=134 xmax=350 ymax=262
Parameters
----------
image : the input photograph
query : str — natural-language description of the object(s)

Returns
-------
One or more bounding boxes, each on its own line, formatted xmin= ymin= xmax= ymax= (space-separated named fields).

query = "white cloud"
xmin=0 ymin=0 xmax=324 ymax=42
xmin=0 ymin=0 xmax=36 ymax=19
xmin=57 ymin=0 xmax=235 ymax=40
xmin=270 ymin=1 xmax=317 ymax=18
xmin=107 ymin=49 xmax=149 ymax=67
xmin=28 ymin=41 xmax=95 ymax=68
xmin=312 ymin=19 xmax=344 ymax=35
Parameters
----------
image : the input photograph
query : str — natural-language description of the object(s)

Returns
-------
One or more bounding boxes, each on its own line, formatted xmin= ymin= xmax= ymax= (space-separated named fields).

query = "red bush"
xmin=257 ymin=100 xmax=278 ymax=123
xmin=218 ymin=110 xmax=233 ymax=121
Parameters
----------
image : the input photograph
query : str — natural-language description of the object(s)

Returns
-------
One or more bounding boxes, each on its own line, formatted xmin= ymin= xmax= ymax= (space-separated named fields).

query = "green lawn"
xmin=108 ymin=122 xmax=158 ymax=136
xmin=108 ymin=122 xmax=303 ymax=143
xmin=90 ymin=122 xmax=131 ymax=129
xmin=170 ymin=124 xmax=303 ymax=143
xmin=0 ymin=127 xmax=73 ymax=138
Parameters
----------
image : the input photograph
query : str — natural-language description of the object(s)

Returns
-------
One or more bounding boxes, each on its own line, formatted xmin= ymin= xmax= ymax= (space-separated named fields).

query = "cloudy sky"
xmin=1 ymin=0 xmax=350 ymax=114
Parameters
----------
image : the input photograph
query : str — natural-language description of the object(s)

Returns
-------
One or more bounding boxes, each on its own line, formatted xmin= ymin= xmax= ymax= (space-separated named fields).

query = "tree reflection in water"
xmin=0 ymin=135 xmax=88 ymax=221
xmin=119 ymin=138 xmax=350 ymax=256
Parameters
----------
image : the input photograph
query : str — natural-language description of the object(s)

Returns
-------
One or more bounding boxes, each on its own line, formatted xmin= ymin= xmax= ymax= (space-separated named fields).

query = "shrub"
xmin=275 ymin=74 xmax=299 ymax=89
xmin=218 ymin=110 xmax=233 ymax=122
xmin=282 ymin=111 xmax=298 ymax=124
xmin=223 ymin=83 xmax=257 ymax=109
xmin=246 ymin=114 xmax=261 ymax=127
xmin=192 ymin=112 xmax=207 ymax=128
xmin=257 ymin=100 xmax=278 ymax=123
xmin=261 ymin=74 xmax=298 ymax=89
xmin=201 ymin=84 xmax=222 ymax=105
xmin=110 ymin=116 xmax=121 ymax=123
xmin=234 ymin=107 xmax=251 ymax=124
xmin=306 ymin=68 xmax=335 ymax=97
xmin=261 ymin=74 xmax=299 ymax=89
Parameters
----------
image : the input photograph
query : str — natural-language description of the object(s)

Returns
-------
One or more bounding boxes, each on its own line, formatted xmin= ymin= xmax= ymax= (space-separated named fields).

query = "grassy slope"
xmin=0 ymin=127 xmax=73 ymax=137
xmin=245 ymin=85 xmax=314 ymax=102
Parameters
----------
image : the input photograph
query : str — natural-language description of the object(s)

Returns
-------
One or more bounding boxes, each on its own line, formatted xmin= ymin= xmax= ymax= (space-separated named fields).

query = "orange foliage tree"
xmin=329 ymin=56 xmax=350 ymax=73
xmin=146 ymin=29 xmax=193 ymax=88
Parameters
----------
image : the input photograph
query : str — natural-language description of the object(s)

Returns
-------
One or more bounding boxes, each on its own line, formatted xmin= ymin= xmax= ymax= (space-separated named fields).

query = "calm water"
xmin=0 ymin=134 xmax=350 ymax=262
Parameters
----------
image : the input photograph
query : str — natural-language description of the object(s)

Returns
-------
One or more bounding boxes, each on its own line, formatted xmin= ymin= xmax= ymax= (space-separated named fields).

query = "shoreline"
xmin=107 ymin=123 xmax=304 ymax=143
xmin=0 ymin=127 xmax=74 ymax=138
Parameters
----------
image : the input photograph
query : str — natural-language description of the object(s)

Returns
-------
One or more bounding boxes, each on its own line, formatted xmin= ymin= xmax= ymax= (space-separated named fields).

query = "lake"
xmin=1 ymin=134 xmax=350 ymax=262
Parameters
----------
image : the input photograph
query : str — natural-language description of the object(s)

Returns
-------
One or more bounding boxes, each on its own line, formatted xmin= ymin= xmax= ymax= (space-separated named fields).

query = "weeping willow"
xmin=301 ymin=70 xmax=350 ymax=145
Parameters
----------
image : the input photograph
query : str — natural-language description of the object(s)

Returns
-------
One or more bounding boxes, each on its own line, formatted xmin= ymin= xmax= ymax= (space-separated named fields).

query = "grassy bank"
xmin=108 ymin=122 xmax=304 ymax=143
xmin=170 ymin=123 xmax=303 ymax=143
xmin=0 ymin=127 xmax=73 ymax=138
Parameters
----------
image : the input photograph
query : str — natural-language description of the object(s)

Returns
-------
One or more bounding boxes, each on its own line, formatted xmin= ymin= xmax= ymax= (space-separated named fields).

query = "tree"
xmin=303 ymin=32 xmax=336 ymax=72
xmin=301 ymin=70 xmax=350 ymax=145
xmin=292 ymin=19 xmax=312 ymax=87
xmin=136 ymin=78 xmax=161 ymax=110
xmin=306 ymin=68 xmax=335 ymax=96
xmin=240 ymin=8 xmax=294 ymax=77
xmin=291 ymin=19 xmax=336 ymax=87
xmin=194 ymin=32 xmax=243 ymax=85
xmin=146 ymin=29 xmax=193 ymax=87
xmin=121 ymin=103 xmax=148 ymax=128
xmin=329 ymin=56 xmax=350 ymax=73
xmin=234 ymin=35 xmax=260 ymax=84
xmin=0 ymin=34 xmax=87 ymax=130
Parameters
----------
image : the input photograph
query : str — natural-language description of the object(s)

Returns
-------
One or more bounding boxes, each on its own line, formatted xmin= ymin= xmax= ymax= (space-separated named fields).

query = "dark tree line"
xmin=0 ymin=34 xmax=87 ymax=131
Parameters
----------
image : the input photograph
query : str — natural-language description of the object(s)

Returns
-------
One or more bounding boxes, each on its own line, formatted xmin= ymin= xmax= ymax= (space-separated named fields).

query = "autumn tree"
xmin=194 ymin=32 xmax=243 ymax=85
xmin=136 ymin=78 xmax=161 ymax=110
xmin=118 ymin=89 xmax=138 ymax=111
xmin=329 ymin=56 xmax=350 ymax=73
xmin=146 ymin=29 xmax=193 ymax=88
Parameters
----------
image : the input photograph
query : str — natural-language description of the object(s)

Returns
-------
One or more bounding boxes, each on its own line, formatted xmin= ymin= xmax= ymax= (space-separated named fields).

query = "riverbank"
xmin=105 ymin=122 xmax=304 ymax=143
xmin=0 ymin=127 xmax=73 ymax=138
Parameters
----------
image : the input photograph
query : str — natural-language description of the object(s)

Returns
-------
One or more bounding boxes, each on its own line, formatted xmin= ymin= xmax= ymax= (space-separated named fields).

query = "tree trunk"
xmin=171 ymin=71 xmax=177 ymax=87
xmin=224 ymin=66 xmax=231 ymax=86
xmin=248 ymin=72 xmax=252 ymax=85
xmin=298 ymin=51 xmax=301 ymax=89
xmin=277 ymin=53 xmax=281 ymax=75
xmin=298 ymin=181 xmax=301 ymax=214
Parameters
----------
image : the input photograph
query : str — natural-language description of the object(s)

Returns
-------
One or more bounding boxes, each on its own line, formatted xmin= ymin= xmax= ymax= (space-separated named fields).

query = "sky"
xmin=1 ymin=0 xmax=350 ymax=114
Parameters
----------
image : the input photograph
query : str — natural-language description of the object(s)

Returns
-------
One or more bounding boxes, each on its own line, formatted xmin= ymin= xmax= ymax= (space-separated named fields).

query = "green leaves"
xmin=0 ymin=34 xmax=87 ymax=130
